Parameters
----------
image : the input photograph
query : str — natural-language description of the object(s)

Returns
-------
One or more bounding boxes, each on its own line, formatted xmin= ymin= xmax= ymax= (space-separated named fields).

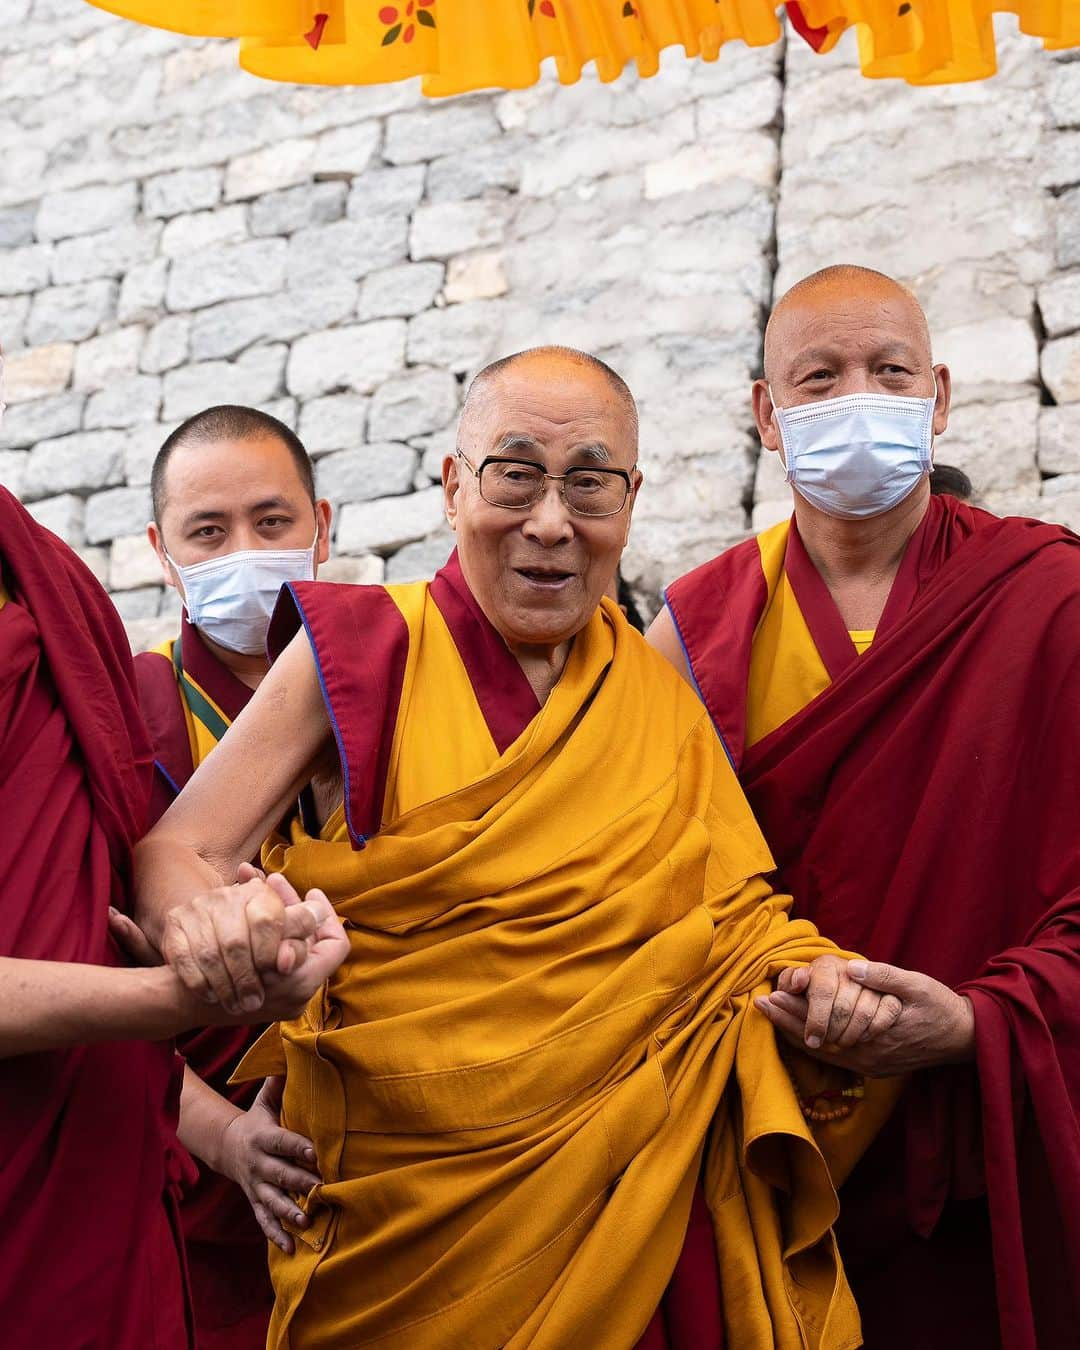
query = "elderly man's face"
xmin=752 ymin=278 xmax=951 ymax=456
xmin=443 ymin=356 xmax=640 ymax=651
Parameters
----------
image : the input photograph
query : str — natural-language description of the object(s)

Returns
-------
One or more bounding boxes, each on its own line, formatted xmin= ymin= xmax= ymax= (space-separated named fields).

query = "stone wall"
xmin=0 ymin=2 xmax=1076 ymax=645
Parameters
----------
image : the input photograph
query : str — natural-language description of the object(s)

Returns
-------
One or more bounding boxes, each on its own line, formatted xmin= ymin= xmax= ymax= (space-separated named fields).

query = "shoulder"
xmin=666 ymin=534 xmax=765 ymax=609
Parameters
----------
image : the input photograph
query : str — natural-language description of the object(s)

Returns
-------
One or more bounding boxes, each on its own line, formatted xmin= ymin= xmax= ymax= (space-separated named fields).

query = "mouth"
xmin=513 ymin=566 xmax=577 ymax=590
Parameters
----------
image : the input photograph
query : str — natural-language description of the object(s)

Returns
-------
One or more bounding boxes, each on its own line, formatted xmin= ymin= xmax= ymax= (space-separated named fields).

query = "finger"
xmin=252 ymin=1201 xmax=295 ymax=1254
xmin=210 ymin=888 xmax=264 ymax=1014
xmin=236 ymin=862 xmax=267 ymax=884
xmin=162 ymin=914 xmax=216 ymax=1004
xmin=265 ymin=1125 xmax=319 ymax=1169
xmin=253 ymin=1156 xmax=322 ymax=1194
xmin=766 ymin=990 xmax=810 ymax=1019
xmin=848 ymin=960 xmax=924 ymax=1000
xmin=804 ymin=961 xmax=840 ymax=1049
xmin=108 ymin=908 xmax=164 ymax=967
xmin=779 ymin=966 xmax=810 ymax=995
xmin=755 ymin=996 xmax=816 ymax=1044
xmin=266 ymin=871 xmax=305 ymax=908
xmin=858 ymin=992 xmax=904 ymax=1042
xmin=244 ymin=882 xmax=289 ymax=976
xmin=254 ymin=1182 xmax=311 ymax=1229
xmin=836 ymin=986 xmax=886 ymax=1048
xmin=824 ymin=976 xmax=864 ymax=1045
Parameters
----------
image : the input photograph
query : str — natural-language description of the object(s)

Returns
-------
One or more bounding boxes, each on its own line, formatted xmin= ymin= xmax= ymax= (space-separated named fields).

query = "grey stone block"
xmin=384 ymin=104 xmax=501 ymax=166
xmin=26 ymin=280 xmax=118 ymax=345
xmin=118 ymin=257 xmax=168 ymax=324
xmin=0 ymin=204 xmax=36 ymax=249
xmin=368 ymin=367 xmax=458 ymax=442
xmin=73 ymin=326 xmax=144 ymax=392
xmin=336 ymin=485 xmax=445 ymax=554
xmin=426 ymin=138 xmax=525 ymax=201
xmin=110 ymin=586 xmax=163 ymax=621
xmin=188 ymin=281 xmax=357 ymax=361
xmin=36 ymin=182 xmax=137 ymax=243
xmin=409 ymin=199 xmax=506 ymax=261
xmin=51 ymin=221 xmax=162 ymax=285
xmin=141 ymin=315 xmax=190 ymax=374
xmin=161 ymin=205 xmax=248 ymax=258
xmin=85 ymin=484 xmax=154 ymax=545
xmin=406 ymin=300 xmax=502 ymax=373
xmin=0 ymin=391 xmax=85 ymax=450
xmin=1038 ymin=405 xmax=1080 ymax=475
xmin=297 ymin=393 xmax=370 ymax=456
xmin=346 ymin=166 xmax=425 ymax=222
xmin=286 ymin=321 xmax=406 ymax=399
xmin=384 ymin=528 xmax=455 ymax=582
xmin=27 ymin=492 xmax=85 ymax=545
xmin=286 ymin=217 xmax=409 ymax=290
xmin=0 ymin=243 xmax=53 ymax=297
xmin=166 ymin=238 xmax=287 ymax=312
xmin=357 ymin=263 xmax=444 ymax=320
xmin=84 ymin=375 xmax=162 ymax=430
xmin=250 ymin=181 xmax=348 ymax=237
xmin=162 ymin=344 xmax=288 ymax=421
xmin=22 ymin=429 xmax=128 ymax=500
xmin=144 ymin=167 xmax=223 ymax=219
xmin=0 ymin=295 xmax=31 ymax=350
xmin=1039 ymin=272 xmax=1080 ymax=339
xmin=317 ymin=442 xmax=417 ymax=506
xmin=0 ymin=450 xmax=27 ymax=498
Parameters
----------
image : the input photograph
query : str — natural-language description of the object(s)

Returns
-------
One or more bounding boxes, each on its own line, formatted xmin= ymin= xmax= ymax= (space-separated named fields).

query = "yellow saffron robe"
xmin=239 ymin=563 xmax=894 ymax=1350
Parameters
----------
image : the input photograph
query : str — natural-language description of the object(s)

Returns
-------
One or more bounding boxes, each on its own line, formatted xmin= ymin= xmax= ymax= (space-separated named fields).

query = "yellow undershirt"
xmin=848 ymin=630 xmax=875 ymax=656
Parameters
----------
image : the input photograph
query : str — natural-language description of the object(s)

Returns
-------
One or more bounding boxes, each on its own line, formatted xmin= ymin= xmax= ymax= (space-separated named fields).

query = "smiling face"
xmin=752 ymin=269 xmax=951 ymax=460
xmin=443 ymin=351 xmax=641 ymax=653
xmin=148 ymin=433 xmax=331 ymax=589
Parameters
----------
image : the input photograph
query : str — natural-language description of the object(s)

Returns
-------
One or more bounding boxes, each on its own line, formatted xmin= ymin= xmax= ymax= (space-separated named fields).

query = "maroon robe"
xmin=135 ymin=619 xmax=273 ymax=1349
xmin=0 ymin=487 xmax=190 ymax=1349
xmin=666 ymin=494 xmax=1080 ymax=1350
xmin=268 ymin=551 xmax=725 ymax=1348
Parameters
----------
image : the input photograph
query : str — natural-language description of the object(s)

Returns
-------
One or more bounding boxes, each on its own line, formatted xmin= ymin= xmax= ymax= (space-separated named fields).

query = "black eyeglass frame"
xmin=456 ymin=450 xmax=636 ymax=519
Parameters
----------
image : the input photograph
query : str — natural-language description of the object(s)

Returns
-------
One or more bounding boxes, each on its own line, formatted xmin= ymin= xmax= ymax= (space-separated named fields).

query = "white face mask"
xmin=166 ymin=533 xmax=318 ymax=655
xmin=771 ymin=389 xmax=936 ymax=520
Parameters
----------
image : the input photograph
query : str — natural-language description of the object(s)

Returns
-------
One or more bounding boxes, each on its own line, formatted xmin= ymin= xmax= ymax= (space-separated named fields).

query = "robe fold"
xmin=665 ymin=494 xmax=1080 ymax=1350
xmin=235 ymin=551 xmax=896 ymax=1350
xmin=135 ymin=618 xmax=273 ymax=1350
xmin=0 ymin=487 xmax=190 ymax=1350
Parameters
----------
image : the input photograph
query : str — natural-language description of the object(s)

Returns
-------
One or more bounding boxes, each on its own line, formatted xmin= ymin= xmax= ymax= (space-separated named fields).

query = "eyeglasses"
xmin=456 ymin=451 xmax=635 ymax=518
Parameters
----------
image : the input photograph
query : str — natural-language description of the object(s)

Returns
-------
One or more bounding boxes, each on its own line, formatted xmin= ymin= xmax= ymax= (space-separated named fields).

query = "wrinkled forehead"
xmin=766 ymin=285 xmax=931 ymax=376
xmin=466 ymin=362 xmax=637 ymax=468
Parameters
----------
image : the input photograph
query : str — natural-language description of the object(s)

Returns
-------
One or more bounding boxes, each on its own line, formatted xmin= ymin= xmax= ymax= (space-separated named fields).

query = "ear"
xmin=147 ymin=521 xmax=176 ymax=590
xmin=623 ymin=467 xmax=643 ymax=545
xmin=931 ymin=364 xmax=951 ymax=438
xmin=442 ymin=453 xmax=461 ymax=531
xmin=752 ymin=379 xmax=781 ymax=454
xmin=314 ymin=499 xmax=332 ymax=566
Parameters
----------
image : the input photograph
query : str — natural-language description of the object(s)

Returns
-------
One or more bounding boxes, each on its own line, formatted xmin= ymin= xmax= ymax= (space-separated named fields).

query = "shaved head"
xmin=764 ymin=265 xmax=932 ymax=387
xmin=459 ymin=346 xmax=639 ymax=453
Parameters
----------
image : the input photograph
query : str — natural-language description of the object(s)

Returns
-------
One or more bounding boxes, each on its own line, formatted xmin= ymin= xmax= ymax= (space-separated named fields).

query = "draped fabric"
xmin=235 ymin=554 xmax=898 ymax=1350
xmin=666 ymin=495 xmax=1080 ymax=1350
xmin=84 ymin=0 xmax=1080 ymax=90
xmin=135 ymin=619 xmax=274 ymax=1350
xmin=0 ymin=487 xmax=190 ymax=1350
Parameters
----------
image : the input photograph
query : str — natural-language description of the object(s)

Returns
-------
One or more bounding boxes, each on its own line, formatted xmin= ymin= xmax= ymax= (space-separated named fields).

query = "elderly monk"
xmin=649 ymin=266 xmax=1080 ymax=1350
xmin=133 ymin=404 xmax=332 ymax=1350
xmin=0 ymin=480 xmax=346 ymax=1350
xmin=131 ymin=345 xmax=896 ymax=1350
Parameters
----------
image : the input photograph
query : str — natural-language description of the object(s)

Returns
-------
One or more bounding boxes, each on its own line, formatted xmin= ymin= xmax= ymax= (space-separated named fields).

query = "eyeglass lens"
xmin=480 ymin=460 xmax=627 ymax=516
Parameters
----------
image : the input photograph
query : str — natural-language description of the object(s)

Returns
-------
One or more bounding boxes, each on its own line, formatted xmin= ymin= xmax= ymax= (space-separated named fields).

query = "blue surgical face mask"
xmin=771 ymin=388 xmax=936 ymax=520
xmin=166 ymin=533 xmax=318 ymax=655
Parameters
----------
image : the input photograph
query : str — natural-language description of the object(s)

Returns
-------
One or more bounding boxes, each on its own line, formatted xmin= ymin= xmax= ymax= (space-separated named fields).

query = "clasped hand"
xmin=755 ymin=954 xmax=976 ymax=1077
xmin=113 ymin=864 xmax=348 ymax=1021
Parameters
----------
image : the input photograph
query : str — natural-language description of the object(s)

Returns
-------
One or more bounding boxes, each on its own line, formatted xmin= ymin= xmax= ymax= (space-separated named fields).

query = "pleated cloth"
xmin=85 ymin=0 xmax=1080 ymax=90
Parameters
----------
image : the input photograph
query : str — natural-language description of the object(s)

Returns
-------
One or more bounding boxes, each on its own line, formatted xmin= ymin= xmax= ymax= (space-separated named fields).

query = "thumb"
xmin=257 ymin=1074 xmax=285 ymax=1115
xmin=848 ymin=959 xmax=925 ymax=1000
xmin=108 ymin=907 xmax=164 ymax=967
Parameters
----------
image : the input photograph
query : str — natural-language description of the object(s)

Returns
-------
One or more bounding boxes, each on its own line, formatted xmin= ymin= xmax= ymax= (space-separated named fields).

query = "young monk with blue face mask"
xmin=132 ymin=406 xmax=333 ymax=1350
xmin=649 ymin=265 xmax=1080 ymax=1350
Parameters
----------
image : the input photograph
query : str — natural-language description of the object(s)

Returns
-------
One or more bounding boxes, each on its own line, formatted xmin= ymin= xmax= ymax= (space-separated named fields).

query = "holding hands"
xmin=111 ymin=865 xmax=348 ymax=1023
xmin=756 ymin=955 xmax=975 ymax=1077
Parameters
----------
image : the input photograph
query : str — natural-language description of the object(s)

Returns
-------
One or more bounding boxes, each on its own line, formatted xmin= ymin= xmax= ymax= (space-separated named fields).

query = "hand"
xmin=763 ymin=954 xmax=904 ymax=1050
xmin=162 ymin=873 xmax=347 ymax=1018
xmin=757 ymin=959 xmax=975 ymax=1077
xmin=108 ymin=906 xmax=164 ymax=967
xmin=219 ymin=1076 xmax=321 ymax=1255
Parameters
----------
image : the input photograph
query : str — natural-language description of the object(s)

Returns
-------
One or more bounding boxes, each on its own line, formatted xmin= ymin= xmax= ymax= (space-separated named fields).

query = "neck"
xmin=507 ymin=639 xmax=572 ymax=705
xmin=194 ymin=626 xmax=270 ymax=691
xmin=793 ymin=481 xmax=931 ymax=591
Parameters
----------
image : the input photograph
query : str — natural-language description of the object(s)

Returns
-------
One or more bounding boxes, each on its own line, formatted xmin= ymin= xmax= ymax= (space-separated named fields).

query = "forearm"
xmin=178 ymin=1064 xmax=243 ymax=1174
xmin=133 ymin=830 xmax=233 ymax=948
xmin=0 ymin=956 xmax=201 ymax=1058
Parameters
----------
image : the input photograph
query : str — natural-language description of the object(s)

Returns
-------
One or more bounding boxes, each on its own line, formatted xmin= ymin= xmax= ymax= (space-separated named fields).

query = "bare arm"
xmin=0 ymin=956 xmax=212 ymax=1059
xmin=644 ymin=604 xmax=694 ymax=687
xmin=135 ymin=629 xmax=333 ymax=943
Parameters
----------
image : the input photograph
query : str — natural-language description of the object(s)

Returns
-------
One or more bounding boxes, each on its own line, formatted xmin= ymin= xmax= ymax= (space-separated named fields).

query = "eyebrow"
xmin=492 ymin=433 xmax=612 ymax=464
xmin=179 ymin=497 xmax=295 ymax=529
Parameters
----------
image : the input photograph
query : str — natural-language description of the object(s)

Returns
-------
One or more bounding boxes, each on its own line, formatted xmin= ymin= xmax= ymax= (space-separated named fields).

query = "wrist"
xmin=941 ymin=992 xmax=976 ymax=1064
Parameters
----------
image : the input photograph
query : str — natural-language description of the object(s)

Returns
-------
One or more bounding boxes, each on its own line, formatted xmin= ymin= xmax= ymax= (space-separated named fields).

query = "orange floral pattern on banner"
xmin=82 ymin=0 xmax=1080 ymax=90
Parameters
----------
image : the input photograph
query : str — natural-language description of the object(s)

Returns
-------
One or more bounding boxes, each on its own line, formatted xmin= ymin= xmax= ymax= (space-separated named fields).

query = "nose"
xmin=520 ymin=481 xmax=575 ymax=547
